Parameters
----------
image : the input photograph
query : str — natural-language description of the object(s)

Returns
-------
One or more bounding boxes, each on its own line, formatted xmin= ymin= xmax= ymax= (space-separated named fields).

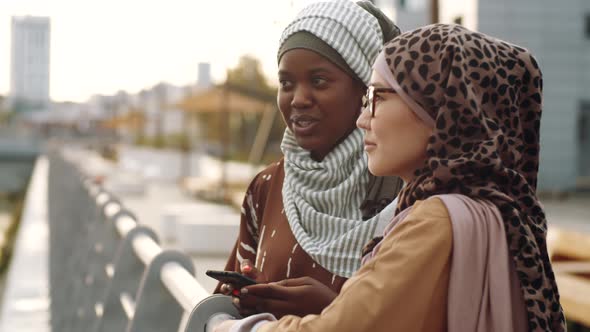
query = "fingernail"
xmin=241 ymin=288 xmax=248 ymax=294
xmin=232 ymin=289 xmax=240 ymax=296
xmin=242 ymin=265 xmax=252 ymax=273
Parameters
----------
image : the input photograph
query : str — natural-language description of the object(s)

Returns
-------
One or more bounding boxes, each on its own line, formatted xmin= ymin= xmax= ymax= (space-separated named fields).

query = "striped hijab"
xmin=278 ymin=0 xmax=383 ymax=86
xmin=282 ymin=129 xmax=396 ymax=277
xmin=279 ymin=0 xmax=390 ymax=277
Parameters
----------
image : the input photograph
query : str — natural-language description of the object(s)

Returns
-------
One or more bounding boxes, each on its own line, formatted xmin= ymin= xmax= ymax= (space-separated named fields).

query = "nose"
xmin=290 ymin=84 xmax=313 ymax=109
xmin=356 ymin=106 xmax=371 ymax=130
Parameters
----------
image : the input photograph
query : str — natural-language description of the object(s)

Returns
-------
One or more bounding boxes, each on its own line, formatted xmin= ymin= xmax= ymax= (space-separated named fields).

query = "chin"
xmin=296 ymin=141 xmax=315 ymax=152
xmin=295 ymin=137 xmax=320 ymax=152
xmin=368 ymin=159 xmax=401 ymax=177
xmin=367 ymin=162 xmax=387 ymax=177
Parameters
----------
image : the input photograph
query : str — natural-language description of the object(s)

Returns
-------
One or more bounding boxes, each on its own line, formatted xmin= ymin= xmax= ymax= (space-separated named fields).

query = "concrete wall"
xmin=477 ymin=0 xmax=588 ymax=191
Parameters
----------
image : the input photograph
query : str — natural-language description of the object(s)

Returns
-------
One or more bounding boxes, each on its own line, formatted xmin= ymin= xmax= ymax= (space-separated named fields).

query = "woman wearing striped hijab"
xmin=215 ymin=0 xmax=403 ymax=319
xmin=214 ymin=24 xmax=565 ymax=332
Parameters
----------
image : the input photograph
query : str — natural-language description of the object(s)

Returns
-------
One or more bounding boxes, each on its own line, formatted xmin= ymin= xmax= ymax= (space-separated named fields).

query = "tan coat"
xmin=259 ymin=198 xmax=452 ymax=332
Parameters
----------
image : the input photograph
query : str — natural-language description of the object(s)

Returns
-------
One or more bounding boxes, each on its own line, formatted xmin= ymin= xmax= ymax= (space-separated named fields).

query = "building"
xmin=388 ymin=0 xmax=590 ymax=192
xmin=390 ymin=0 xmax=430 ymax=32
xmin=197 ymin=62 xmax=212 ymax=89
xmin=10 ymin=16 xmax=51 ymax=111
xmin=135 ymin=83 xmax=188 ymax=139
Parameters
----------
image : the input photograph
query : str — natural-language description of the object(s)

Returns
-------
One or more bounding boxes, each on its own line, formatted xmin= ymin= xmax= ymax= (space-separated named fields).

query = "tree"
xmin=226 ymin=55 xmax=276 ymax=97
xmin=225 ymin=56 xmax=282 ymax=161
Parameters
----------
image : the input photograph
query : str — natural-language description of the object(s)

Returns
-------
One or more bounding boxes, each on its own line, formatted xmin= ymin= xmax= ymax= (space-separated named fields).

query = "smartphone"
xmin=206 ymin=270 xmax=258 ymax=289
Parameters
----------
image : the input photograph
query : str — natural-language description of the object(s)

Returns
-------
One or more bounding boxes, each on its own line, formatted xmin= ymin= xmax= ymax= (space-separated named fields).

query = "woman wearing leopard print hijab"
xmin=359 ymin=24 xmax=564 ymax=331
xmin=366 ymin=24 xmax=564 ymax=331
xmin=213 ymin=24 xmax=564 ymax=332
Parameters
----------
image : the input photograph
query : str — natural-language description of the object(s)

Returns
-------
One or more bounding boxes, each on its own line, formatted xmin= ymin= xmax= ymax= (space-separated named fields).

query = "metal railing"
xmin=47 ymin=151 xmax=239 ymax=332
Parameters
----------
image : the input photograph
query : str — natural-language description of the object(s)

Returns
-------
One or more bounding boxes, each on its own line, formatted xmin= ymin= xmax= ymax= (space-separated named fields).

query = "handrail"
xmin=131 ymin=233 xmax=162 ymax=266
xmin=115 ymin=215 xmax=137 ymax=238
xmin=161 ymin=262 xmax=210 ymax=312
xmin=46 ymin=151 xmax=237 ymax=332
xmin=99 ymin=190 xmax=216 ymax=331
xmin=114 ymin=212 xmax=211 ymax=313
xmin=96 ymin=192 xmax=110 ymax=206
xmin=104 ymin=202 xmax=121 ymax=219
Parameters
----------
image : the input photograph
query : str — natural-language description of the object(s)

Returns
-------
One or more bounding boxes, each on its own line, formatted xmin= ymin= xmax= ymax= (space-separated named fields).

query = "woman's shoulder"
xmin=375 ymin=197 xmax=453 ymax=262
xmin=408 ymin=197 xmax=451 ymax=222
xmin=426 ymin=194 xmax=499 ymax=220
xmin=251 ymin=159 xmax=284 ymax=181
xmin=243 ymin=159 xmax=286 ymax=210
xmin=383 ymin=197 xmax=453 ymax=244
xmin=362 ymin=197 xmax=453 ymax=264
xmin=247 ymin=159 xmax=285 ymax=189
xmin=412 ymin=193 xmax=497 ymax=216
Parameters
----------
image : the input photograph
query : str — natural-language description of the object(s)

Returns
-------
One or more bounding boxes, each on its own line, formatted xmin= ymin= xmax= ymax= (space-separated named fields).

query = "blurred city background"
xmin=0 ymin=0 xmax=589 ymax=331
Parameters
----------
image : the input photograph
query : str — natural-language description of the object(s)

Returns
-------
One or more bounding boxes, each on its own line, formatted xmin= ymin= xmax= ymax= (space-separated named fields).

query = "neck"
xmin=310 ymin=150 xmax=327 ymax=161
xmin=310 ymin=127 xmax=359 ymax=162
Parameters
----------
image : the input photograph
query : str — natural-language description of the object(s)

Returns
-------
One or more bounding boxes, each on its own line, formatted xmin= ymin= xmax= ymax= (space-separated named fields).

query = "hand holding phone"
xmin=206 ymin=270 xmax=258 ymax=293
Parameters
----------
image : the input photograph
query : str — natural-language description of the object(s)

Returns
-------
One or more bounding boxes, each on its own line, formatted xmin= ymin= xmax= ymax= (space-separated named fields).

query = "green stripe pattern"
xmin=279 ymin=0 xmax=390 ymax=277
xmin=278 ymin=0 xmax=383 ymax=86
xmin=282 ymin=129 xmax=389 ymax=277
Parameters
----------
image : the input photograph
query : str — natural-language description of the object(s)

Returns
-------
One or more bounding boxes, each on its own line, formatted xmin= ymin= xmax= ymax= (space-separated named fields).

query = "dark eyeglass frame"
xmin=362 ymin=86 xmax=397 ymax=117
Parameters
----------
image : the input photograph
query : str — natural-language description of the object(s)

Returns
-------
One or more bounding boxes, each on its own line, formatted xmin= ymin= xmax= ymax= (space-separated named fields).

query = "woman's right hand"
xmin=219 ymin=259 xmax=258 ymax=297
xmin=236 ymin=277 xmax=338 ymax=319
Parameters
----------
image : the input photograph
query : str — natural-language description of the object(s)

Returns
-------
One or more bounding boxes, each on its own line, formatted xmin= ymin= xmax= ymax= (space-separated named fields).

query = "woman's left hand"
xmin=236 ymin=276 xmax=337 ymax=318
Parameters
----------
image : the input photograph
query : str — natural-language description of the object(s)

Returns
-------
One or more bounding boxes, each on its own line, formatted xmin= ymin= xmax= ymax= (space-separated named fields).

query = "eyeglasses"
xmin=362 ymin=86 xmax=396 ymax=117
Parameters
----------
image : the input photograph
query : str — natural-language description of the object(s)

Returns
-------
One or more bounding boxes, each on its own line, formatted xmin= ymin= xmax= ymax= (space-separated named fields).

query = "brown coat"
xmin=258 ymin=198 xmax=452 ymax=332
xmin=215 ymin=159 xmax=347 ymax=293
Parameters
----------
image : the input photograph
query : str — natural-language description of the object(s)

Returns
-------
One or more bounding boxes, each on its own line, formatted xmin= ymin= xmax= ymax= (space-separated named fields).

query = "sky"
xmin=0 ymin=0 xmax=320 ymax=102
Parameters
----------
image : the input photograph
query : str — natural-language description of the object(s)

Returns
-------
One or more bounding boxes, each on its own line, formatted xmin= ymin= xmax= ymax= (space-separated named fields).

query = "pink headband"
xmin=373 ymin=52 xmax=435 ymax=128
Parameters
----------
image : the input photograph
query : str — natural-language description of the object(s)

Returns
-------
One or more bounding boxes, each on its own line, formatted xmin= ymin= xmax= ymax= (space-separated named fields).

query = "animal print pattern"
xmin=382 ymin=24 xmax=565 ymax=331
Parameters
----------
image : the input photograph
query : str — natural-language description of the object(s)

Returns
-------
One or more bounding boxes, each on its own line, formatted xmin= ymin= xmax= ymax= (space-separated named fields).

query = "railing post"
xmin=93 ymin=224 xmax=158 ymax=332
xmin=73 ymin=207 xmax=138 ymax=331
xmin=127 ymin=250 xmax=195 ymax=332
xmin=48 ymin=150 xmax=245 ymax=332
xmin=67 ymin=192 xmax=121 ymax=331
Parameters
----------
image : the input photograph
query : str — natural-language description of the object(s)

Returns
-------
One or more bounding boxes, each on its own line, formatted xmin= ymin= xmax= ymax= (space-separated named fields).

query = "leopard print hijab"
xmin=375 ymin=24 xmax=565 ymax=331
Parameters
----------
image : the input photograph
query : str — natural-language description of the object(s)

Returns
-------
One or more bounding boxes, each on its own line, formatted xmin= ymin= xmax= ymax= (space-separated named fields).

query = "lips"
xmin=363 ymin=139 xmax=376 ymax=151
xmin=290 ymin=114 xmax=320 ymax=136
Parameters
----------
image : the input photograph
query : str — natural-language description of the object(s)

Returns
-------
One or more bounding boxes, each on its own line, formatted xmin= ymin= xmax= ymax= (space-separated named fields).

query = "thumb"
xmin=240 ymin=259 xmax=258 ymax=278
